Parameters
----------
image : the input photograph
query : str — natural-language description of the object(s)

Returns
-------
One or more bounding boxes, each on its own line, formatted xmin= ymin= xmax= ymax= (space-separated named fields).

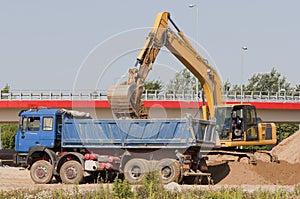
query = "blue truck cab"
xmin=15 ymin=108 xmax=91 ymax=166
xmin=15 ymin=108 xmax=63 ymax=165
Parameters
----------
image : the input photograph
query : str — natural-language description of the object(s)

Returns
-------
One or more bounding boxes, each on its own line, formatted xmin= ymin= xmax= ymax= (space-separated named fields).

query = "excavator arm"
xmin=107 ymin=12 xmax=169 ymax=119
xmin=107 ymin=12 xmax=224 ymax=119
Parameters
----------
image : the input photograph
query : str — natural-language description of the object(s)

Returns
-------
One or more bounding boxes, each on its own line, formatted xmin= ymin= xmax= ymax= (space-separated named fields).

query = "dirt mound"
xmin=211 ymin=160 xmax=300 ymax=185
xmin=271 ymin=131 xmax=300 ymax=164
xmin=212 ymin=162 xmax=271 ymax=185
xmin=253 ymin=161 xmax=300 ymax=185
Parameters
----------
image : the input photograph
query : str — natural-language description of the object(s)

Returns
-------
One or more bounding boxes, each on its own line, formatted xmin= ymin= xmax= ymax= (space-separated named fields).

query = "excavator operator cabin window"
xmin=28 ymin=117 xmax=40 ymax=131
xmin=42 ymin=117 xmax=53 ymax=131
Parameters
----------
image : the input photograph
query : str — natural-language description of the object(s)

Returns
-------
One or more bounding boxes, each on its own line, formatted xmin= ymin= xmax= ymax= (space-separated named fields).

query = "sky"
xmin=0 ymin=1 xmax=299 ymax=91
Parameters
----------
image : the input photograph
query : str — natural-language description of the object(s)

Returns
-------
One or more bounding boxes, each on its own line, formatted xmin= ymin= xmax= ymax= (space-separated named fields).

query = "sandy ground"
xmin=210 ymin=161 xmax=300 ymax=186
xmin=0 ymin=161 xmax=299 ymax=193
xmin=0 ymin=166 xmax=112 ymax=192
xmin=272 ymin=131 xmax=300 ymax=164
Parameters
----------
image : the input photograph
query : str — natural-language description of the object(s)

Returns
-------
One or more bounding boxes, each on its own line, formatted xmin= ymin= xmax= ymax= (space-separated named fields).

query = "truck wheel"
xmin=124 ymin=158 xmax=148 ymax=184
xmin=155 ymin=159 xmax=180 ymax=184
xmin=30 ymin=160 xmax=54 ymax=184
xmin=59 ymin=160 xmax=84 ymax=184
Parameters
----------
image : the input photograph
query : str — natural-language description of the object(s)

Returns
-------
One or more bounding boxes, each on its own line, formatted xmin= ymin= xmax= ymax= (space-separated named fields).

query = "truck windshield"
xmin=28 ymin=117 xmax=40 ymax=131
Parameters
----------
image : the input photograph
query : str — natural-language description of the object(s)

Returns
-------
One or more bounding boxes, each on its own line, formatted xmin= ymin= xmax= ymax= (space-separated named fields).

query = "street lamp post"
xmin=241 ymin=46 xmax=248 ymax=104
xmin=188 ymin=4 xmax=199 ymax=100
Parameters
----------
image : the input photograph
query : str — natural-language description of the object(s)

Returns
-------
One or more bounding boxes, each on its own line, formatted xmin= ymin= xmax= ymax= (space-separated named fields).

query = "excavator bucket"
xmin=107 ymin=84 xmax=139 ymax=118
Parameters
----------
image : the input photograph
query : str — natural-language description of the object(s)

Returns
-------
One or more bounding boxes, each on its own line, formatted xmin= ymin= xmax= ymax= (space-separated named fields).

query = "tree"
xmin=166 ymin=69 xmax=201 ymax=93
xmin=1 ymin=123 xmax=18 ymax=149
xmin=245 ymin=67 xmax=291 ymax=93
xmin=276 ymin=123 xmax=299 ymax=143
xmin=223 ymin=79 xmax=232 ymax=93
xmin=295 ymin=84 xmax=300 ymax=91
xmin=1 ymin=84 xmax=10 ymax=93
xmin=144 ymin=80 xmax=164 ymax=94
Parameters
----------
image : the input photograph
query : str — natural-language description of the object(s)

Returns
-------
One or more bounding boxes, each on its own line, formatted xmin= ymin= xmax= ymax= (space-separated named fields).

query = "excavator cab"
xmin=215 ymin=104 xmax=262 ymax=147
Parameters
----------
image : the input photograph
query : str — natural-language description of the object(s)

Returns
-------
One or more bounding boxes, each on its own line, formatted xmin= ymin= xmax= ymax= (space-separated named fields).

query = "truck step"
xmin=183 ymin=169 xmax=211 ymax=177
xmin=183 ymin=170 xmax=213 ymax=185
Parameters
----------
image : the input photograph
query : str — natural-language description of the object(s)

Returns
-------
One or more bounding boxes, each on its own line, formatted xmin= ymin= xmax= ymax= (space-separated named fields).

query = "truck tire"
xmin=59 ymin=160 xmax=84 ymax=184
xmin=124 ymin=158 xmax=148 ymax=184
xmin=30 ymin=160 xmax=54 ymax=184
xmin=155 ymin=158 xmax=180 ymax=184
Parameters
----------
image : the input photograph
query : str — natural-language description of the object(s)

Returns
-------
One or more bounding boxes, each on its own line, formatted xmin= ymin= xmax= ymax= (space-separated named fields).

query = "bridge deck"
xmin=0 ymin=90 xmax=299 ymax=123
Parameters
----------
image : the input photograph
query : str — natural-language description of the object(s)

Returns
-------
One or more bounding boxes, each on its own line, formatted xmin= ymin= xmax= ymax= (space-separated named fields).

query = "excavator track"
xmin=254 ymin=150 xmax=279 ymax=163
xmin=205 ymin=149 xmax=279 ymax=165
xmin=205 ymin=150 xmax=257 ymax=165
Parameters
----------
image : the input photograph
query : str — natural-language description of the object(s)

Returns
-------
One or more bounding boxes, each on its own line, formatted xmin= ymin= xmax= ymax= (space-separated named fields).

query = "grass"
xmin=1 ymin=176 xmax=300 ymax=199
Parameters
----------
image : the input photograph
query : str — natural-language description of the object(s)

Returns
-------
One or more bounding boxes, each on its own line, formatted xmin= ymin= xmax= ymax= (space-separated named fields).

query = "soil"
xmin=0 ymin=159 xmax=299 ymax=192
xmin=213 ymin=160 xmax=300 ymax=186
xmin=272 ymin=131 xmax=300 ymax=164
xmin=253 ymin=161 xmax=300 ymax=185
xmin=211 ymin=162 xmax=271 ymax=185
xmin=212 ymin=131 xmax=300 ymax=186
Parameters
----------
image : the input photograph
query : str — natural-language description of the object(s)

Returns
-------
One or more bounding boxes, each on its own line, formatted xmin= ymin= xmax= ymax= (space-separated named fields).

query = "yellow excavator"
xmin=107 ymin=12 xmax=277 ymax=163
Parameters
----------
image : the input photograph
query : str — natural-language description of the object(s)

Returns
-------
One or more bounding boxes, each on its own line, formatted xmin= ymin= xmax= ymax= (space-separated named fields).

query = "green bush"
xmin=136 ymin=172 xmax=165 ymax=199
xmin=276 ymin=123 xmax=299 ymax=143
xmin=0 ymin=184 xmax=300 ymax=199
xmin=1 ymin=123 xmax=18 ymax=149
xmin=113 ymin=176 xmax=132 ymax=199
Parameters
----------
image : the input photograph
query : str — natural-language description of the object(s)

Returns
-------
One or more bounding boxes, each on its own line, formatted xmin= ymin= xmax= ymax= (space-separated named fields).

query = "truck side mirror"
xmin=57 ymin=124 xmax=62 ymax=134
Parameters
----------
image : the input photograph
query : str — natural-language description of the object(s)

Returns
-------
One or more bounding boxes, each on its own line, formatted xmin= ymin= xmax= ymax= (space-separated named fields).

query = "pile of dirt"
xmin=253 ymin=161 xmax=300 ymax=185
xmin=210 ymin=160 xmax=300 ymax=185
xmin=271 ymin=131 xmax=300 ymax=164
xmin=210 ymin=162 xmax=271 ymax=185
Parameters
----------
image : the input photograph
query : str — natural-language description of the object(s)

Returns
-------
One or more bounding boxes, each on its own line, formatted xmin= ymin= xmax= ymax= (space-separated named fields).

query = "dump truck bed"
xmin=61 ymin=117 xmax=216 ymax=149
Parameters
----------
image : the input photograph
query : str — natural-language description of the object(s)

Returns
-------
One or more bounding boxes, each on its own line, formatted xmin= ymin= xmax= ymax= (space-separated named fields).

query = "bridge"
xmin=0 ymin=90 xmax=300 ymax=123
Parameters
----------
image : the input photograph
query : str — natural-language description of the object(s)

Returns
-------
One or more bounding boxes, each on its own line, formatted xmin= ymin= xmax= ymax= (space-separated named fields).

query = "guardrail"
xmin=0 ymin=90 xmax=108 ymax=101
xmin=1 ymin=90 xmax=300 ymax=102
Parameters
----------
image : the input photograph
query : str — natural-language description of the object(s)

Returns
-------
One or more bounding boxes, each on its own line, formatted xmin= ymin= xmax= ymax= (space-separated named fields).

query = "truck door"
xmin=39 ymin=116 xmax=55 ymax=147
xmin=243 ymin=106 xmax=258 ymax=141
xmin=16 ymin=116 xmax=41 ymax=152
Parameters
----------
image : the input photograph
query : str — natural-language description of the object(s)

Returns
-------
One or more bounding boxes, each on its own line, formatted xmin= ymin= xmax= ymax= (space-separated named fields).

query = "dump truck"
xmin=15 ymin=108 xmax=216 ymax=184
